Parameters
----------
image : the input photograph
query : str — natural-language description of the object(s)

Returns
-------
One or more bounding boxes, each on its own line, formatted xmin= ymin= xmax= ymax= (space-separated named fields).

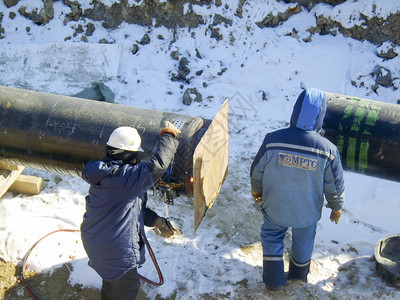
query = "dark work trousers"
xmin=101 ymin=267 xmax=140 ymax=300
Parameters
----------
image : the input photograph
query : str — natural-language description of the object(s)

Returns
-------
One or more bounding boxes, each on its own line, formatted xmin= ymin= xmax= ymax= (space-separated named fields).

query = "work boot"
xmin=287 ymin=257 xmax=310 ymax=282
xmin=263 ymin=258 xmax=287 ymax=290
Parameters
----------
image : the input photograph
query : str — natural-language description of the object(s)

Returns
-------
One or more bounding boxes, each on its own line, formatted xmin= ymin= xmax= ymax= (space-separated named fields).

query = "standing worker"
xmin=81 ymin=121 xmax=180 ymax=299
xmin=250 ymin=88 xmax=345 ymax=290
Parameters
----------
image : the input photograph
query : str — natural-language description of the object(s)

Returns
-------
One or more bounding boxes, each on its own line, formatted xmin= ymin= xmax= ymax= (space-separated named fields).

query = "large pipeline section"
xmin=0 ymin=86 xmax=399 ymax=228
xmin=324 ymin=92 xmax=400 ymax=183
xmin=0 ymin=86 xmax=204 ymax=179
xmin=0 ymin=85 xmax=229 ymax=232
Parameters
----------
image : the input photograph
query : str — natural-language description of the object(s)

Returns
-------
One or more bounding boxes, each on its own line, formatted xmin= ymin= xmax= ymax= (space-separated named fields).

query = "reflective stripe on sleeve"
xmin=266 ymin=142 xmax=335 ymax=161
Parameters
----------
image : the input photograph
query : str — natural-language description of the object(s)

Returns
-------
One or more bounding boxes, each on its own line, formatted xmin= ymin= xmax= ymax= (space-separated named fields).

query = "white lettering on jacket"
xmin=278 ymin=153 xmax=317 ymax=171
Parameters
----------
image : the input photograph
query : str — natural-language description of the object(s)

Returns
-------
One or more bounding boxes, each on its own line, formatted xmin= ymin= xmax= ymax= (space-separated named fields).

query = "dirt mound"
xmin=0 ymin=260 xmax=101 ymax=300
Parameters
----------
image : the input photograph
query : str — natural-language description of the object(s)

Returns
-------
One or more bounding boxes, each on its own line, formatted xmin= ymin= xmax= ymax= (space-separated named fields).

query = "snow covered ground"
xmin=1 ymin=0 xmax=400 ymax=299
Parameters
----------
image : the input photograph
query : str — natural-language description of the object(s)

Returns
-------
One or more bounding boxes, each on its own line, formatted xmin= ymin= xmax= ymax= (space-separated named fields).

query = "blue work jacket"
xmin=251 ymin=88 xmax=345 ymax=228
xmin=81 ymin=134 xmax=178 ymax=281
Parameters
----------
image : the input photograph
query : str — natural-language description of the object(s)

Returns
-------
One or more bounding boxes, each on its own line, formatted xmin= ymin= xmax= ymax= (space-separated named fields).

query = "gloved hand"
xmin=159 ymin=121 xmax=181 ymax=138
xmin=330 ymin=209 xmax=341 ymax=224
xmin=251 ymin=190 xmax=262 ymax=203
xmin=154 ymin=217 xmax=176 ymax=237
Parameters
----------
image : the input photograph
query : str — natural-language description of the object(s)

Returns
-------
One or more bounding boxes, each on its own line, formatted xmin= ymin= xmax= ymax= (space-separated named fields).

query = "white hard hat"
xmin=106 ymin=126 xmax=144 ymax=152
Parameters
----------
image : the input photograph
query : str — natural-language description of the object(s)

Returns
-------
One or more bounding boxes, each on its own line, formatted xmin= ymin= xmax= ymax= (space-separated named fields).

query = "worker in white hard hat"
xmin=80 ymin=121 xmax=180 ymax=300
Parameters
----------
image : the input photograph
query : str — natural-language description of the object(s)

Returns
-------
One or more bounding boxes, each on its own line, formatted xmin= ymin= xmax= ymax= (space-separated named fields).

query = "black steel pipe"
xmin=324 ymin=92 xmax=400 ymax=182
xmin=0 ymin=85 xmax=229 ymax=232
xmin=0 ymin=85 xmax=204 ymax=182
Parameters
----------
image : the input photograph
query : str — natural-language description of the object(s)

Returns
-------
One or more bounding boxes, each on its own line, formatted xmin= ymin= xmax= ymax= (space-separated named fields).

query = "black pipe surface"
xmin=324 ymin=92 xmax=400 ymax=182
xmin=0 ymin=85 xmax=205 ymax=187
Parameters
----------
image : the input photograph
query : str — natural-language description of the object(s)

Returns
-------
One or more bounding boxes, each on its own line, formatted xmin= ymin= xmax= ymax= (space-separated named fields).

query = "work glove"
xmin=251 ymin=190 xmax=262 ymax=203
xmin=159 ymin=121 xmax=181 ymax=138
xmin=330 ymin=209 xmax=342 ymax=224
xmin=154 ymin=217 xmax=176 ymax=238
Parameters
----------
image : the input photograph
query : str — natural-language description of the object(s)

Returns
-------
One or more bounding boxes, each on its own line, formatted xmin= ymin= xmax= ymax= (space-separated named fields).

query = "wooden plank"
xmin=193 ymin=99 xmax=229 ymax=233
xmin=9 ymin=175 xmax=45 ymax=195
xmin=0 ymin=165 xmax=25 ymax=198
xmin=0 ymin=162 xmax=20 ymax=170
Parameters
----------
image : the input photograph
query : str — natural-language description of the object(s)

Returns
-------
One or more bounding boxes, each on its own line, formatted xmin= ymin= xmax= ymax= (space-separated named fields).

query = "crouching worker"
xmin=250 ymin=88 xmax=345 ymax=291
xmin=81 ymin=121 xmax=180 ymax=300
